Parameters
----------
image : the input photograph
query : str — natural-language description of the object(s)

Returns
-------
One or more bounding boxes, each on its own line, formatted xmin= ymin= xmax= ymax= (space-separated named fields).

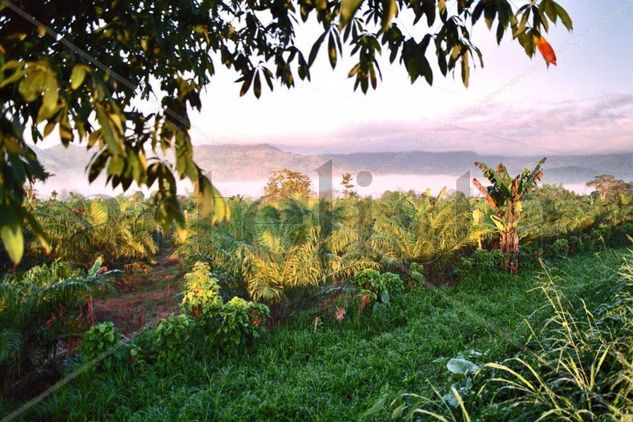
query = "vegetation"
xmin=586 ymin=174 xmax=633 ymax=201
xmin=0 ymin=258 xmax=116 ymax=397
xmin=5 ymin=248 xmax=628 ymax=420
xmin=472 ymin=158 xmax=545 ymax=273
xmin=340 ymin=172 xmax=358 ymax=198
xmin=263 ymin=169 xmax=313 ymax=200
xmin=0 ymin=0 xmax=572 ymax=264
xmin=1 ymin=161 xmax=632 ymax=419
xmin=29 ymin=194 xmax=159 ymax=265
xmin=374 ymin=250 xmax=633 ymax=420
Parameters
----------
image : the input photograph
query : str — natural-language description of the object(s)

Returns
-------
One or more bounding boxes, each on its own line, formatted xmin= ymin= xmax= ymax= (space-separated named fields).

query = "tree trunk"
xmin=500 ymin=202 xmax=520 ymax=274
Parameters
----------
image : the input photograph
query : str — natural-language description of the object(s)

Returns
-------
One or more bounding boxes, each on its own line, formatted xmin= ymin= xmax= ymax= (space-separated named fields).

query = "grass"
xmin=8 ymin=248 xmax=629 ymax=421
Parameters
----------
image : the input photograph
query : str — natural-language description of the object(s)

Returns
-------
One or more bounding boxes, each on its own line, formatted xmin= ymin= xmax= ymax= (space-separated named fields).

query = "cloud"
xmin=273 ymin=94 xmax=633 ymax=155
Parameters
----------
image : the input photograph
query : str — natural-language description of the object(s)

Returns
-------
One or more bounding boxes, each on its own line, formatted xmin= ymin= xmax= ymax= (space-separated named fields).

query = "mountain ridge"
xmin=36 ymin=144 xmax=633 ymax=185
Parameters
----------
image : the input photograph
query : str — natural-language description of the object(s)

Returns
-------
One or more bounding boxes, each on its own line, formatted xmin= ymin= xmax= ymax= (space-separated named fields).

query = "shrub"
xmin=551 ymin=238 xmax=569 ymax=257
xmin=153 ymin=314 xmax=195 ymax=368
xmin=382 ymin=272 xmax=405 ymax=296
xmin=0 ymin=259 xmax=114 ymax=396
xmin=215 ymin=297 xmax=270 ymax=348
xmin=182 ymin=262 xmax=223 ymax=317
xmin=353 ymin=269 xmax=404 ymax=305
xmin=179 ymin=262 xmax=270 ymax=348
xmin=80 ymin=322 xmax=121 ymax=371
xmin=407 ymin=263 xmax=425 ymax=287
xmin=459 ymin=248 xmax=504 ymax=276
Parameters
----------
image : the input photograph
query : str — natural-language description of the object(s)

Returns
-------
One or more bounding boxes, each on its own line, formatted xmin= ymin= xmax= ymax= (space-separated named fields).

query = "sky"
xmin=185 ymin=0 xmax=633 ymax=156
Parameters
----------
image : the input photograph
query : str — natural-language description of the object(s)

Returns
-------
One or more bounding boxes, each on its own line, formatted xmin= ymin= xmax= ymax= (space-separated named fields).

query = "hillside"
xmin=35 ymin=144 xmax=633 ymax=187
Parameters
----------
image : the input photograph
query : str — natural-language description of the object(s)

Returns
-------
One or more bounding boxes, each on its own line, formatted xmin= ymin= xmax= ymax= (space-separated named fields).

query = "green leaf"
xmin=553 ymin=1 xmax=573 ymax=30
xmin=447 ymin=358 xmax=479 ymax=375
xmin=340 ymin=0 xmax=363 ymax=29
xmin=253 ymin=71 xmax=261 ymax=98
xmin=0 ymin=215 xmax=24 ymax=265
xmin=328 ymin=33 xmax=337 ymax=69
xmin=89 ymin=256 xmax=104 ymax=276
xmin=381 ymin=0 xmax=397 ymax=31
xmin=380 ymin=289 xmax=390 ymax=304
xmin=70 ymin=64 xmax=90 ymax=90
xmin=461 ymin=52 xmax=470 ymax=88
xmin=308 ymin=31 xmax=327 ymax=66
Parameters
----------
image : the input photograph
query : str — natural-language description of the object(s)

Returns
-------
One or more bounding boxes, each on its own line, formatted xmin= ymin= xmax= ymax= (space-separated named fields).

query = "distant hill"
xmin=36 ymin=144 xmax=633 ymax=188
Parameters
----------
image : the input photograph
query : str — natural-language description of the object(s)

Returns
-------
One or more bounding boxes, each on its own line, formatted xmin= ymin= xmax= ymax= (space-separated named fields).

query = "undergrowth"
xmin=3 ymin=248 xmax=626 ymax=421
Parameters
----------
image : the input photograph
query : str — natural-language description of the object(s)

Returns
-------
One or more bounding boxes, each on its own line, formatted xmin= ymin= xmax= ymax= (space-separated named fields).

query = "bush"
xmin=407 ymin=263 xmax=425 ymax=287
xmin=0 ymin=259 xmax=114 ymax=396
xmin=80 ymin=322 xmax=120 ymax=370
xmin=353 ymin=269 xmax=404 ymax=306
xmin=181 ymin=262 xmax=223 ymax=317
xmin=551 ymin=238 xmax=569 ymax=257
xmin=153 ymin=314 xmax=195 ymax=368
xmin=459 ymin=248 xmax=504 ymax=276
xmin=179 ymin=263 xmax=270 ymax=349
xmin=215 ymin=297 xmax=270 ymax=348
xmin=382 ymin=272 xmax=405 ymax=296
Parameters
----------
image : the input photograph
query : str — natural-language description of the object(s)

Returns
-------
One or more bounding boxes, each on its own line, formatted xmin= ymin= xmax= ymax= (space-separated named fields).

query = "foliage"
xmin=370 ymin=189 xmax=477 ymax=279
xmin=353 ymin=269 xmax=404 ymax=305
xmin=79 ymin=322 xmax=120 ymax=371
xmin=458 ymin=248 xmax=504 ymax=276
xmin=152 ymin=314 xmax=195 ymax=369
xmin=340 ymin=173 xmax=358 ymax=198
xmin=178 ymin=261 xmax=270 ymax=349
xmin=178 ymin=197 xmax=375 ymax=304
xmin=24 ymin=248 xmax=626 ymax=420
xmin=550 ymin=237 xmax=569 ymax=257
xmin=586 ymin=174 xmax=633 ymax=201
xmin=0 ymin=258 xmax=115 ymax=396
xmin=181 ymin=261 xmax=223 ymax=317
xmin=473 ymin=159 xmax=546 ymax=273
xmin=263 ymin=169 xmax=313 ymax=200
xmin=0 ymin=0 xmax=573 ymax=264
xmin=375 ymin=251 xmax=633 ymax=420
xmin=407 ymin=263 xmax=426 ymax=287
xmin=366 ymin=355 xmax=481 ymax=420
xmin=214 ymin=297 xmax=270 ymax=348
xmin=480 ymin=258 xmax=633 ymax=419
xmin=29 ymin=195 xmax=158 ymax=264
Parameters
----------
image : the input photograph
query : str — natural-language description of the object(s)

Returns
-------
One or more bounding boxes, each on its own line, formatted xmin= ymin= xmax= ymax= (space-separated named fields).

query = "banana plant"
xmin=472 ymin=159 xmax=546 ymax=273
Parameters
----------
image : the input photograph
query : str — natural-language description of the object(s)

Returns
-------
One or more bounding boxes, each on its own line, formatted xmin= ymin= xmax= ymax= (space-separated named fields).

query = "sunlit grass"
xmin=19 ymin=248 xmax=627 ymax=420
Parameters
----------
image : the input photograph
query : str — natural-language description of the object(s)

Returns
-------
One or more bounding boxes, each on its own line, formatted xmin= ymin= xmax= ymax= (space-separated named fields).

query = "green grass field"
xmin=13 ymin=248 xmax=627 ymax=421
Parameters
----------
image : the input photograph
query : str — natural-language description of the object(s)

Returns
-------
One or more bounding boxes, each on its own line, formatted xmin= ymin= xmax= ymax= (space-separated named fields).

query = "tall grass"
xmin=377 ymin=249 xmax=633 ymax=420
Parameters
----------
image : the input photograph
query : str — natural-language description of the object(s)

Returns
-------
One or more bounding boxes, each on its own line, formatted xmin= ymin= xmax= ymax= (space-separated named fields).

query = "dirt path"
xmin=93 ymin=258 xmax=186 ymax=333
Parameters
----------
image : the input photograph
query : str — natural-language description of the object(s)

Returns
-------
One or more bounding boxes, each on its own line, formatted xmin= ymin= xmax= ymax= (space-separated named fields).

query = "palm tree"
xmin=472 ymin=159 xmax=545 ymax=273
xmin=370 ymin=189 xmax=478 ymax=279
xmin=31 ymin=196 xmax=158 ymax=265
xmin=183 ymin=197 xmax=374 ymax=304
xmin=0 ymin=259 xmax=115 ymax=395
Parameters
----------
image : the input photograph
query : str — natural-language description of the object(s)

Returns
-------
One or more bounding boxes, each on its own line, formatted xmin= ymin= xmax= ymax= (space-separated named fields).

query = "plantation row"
xmin=1 ymin=179 xmax=631 ymax=404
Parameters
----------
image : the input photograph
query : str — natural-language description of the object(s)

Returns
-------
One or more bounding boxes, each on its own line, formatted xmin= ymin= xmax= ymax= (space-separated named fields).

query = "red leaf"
xmin=535 ymin=36 xmax=557 ymax=67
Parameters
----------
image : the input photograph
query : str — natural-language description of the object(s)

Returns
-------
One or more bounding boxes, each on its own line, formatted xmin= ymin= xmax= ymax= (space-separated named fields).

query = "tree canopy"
xmin=586 ymin=175 xmax=633 ymax=201
xmin=0 ymin=0 xmax=572 ymax=263
xmin=264 ymin=169 xmax=313 ymax=199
